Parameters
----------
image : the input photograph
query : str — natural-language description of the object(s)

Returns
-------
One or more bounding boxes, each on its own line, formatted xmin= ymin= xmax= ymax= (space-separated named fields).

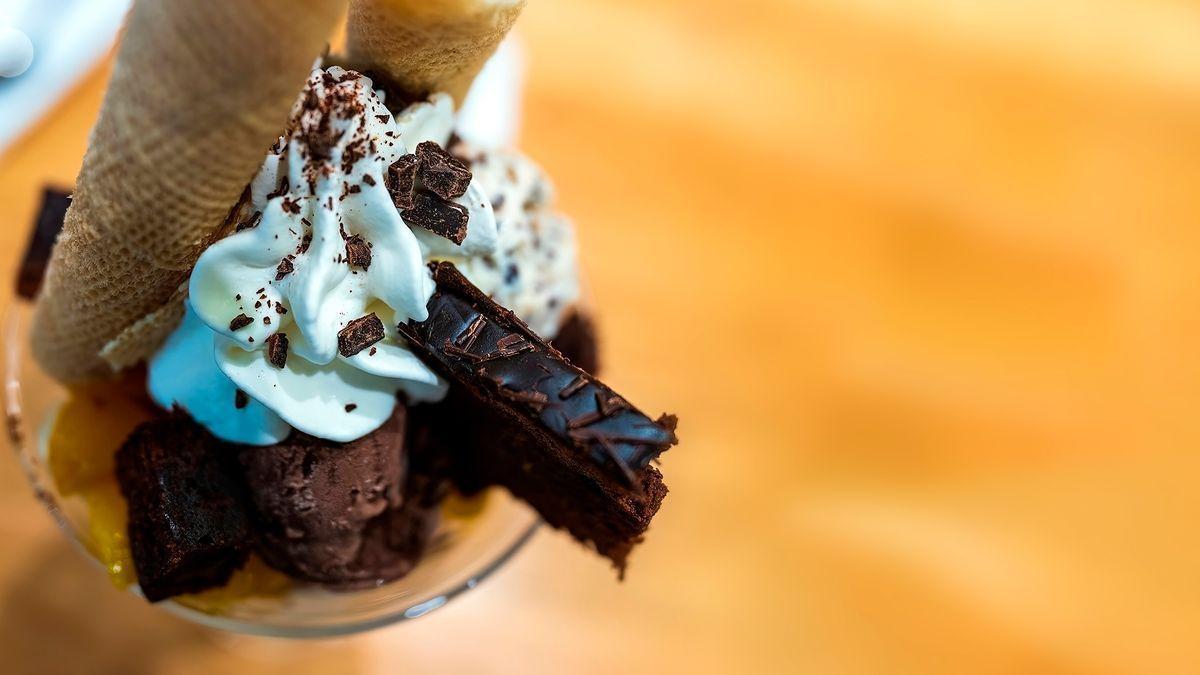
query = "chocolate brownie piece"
xmin=398 ymin=263 xmax=678 ymax=573
xmin=115 ymin=412 xmax=252 ymax=602
xmin=15 ymin=187 xmax=71 ymax=300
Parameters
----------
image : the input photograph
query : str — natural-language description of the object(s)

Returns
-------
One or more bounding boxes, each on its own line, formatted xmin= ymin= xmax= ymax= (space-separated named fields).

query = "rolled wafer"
xmin=32 ymin=0 xmax=344 ymax=383
xmin=345 ymin=0 xmax=524 ymax=104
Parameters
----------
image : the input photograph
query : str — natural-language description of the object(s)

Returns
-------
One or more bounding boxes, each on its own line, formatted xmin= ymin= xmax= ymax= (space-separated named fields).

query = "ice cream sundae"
xmin=14 ymin=0 xmax=679 ymax=612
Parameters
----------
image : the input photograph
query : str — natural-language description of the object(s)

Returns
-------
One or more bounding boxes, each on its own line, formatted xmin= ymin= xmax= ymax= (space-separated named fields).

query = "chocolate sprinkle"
xmin=235 ymin=211 xmax=263 ymax=232
xmin=229 ymin=314 xmax=253 ymax=331
xmin=402 ymin=192 xmax=469 ymax=245
xmin=265 ymin=333 xmax=289 ymax=369
xmin=345 ymin=235 xmax=372 ymax=270
xmin=415 ymin=141 xmax=472 ymax=200
xmin=338 ymin=313 xmax=385 ymax=357
xmin=344 ymin=403 xmax=358 ymax=413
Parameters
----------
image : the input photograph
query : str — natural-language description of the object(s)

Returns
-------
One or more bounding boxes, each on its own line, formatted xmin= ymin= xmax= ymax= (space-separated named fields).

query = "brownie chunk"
xmin=115 ymin=412 xmax=252 ymax=602
xmin=398 ymin=263 xmax=679 ymax=573
xmin=16 ymin=187 xmax=71 ymax=300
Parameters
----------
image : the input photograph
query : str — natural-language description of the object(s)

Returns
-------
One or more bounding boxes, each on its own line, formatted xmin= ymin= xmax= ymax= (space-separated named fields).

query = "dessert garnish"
xmin=265 ymin=333 xmax=289 ymax=369
xmin=344 ymin=235 xmax=373 ymax=269
xmin=398 ymin=263 xmax=677 ymax=571
xmin=337 ymin=313 xmax=386 ymax=357
xmin=386 ymin=154 xmax=420 ymax=209
xmin=404 ymin=191 xmax=470 ymax=244
xmin=415 ymin=141 xmax=473 ymax=200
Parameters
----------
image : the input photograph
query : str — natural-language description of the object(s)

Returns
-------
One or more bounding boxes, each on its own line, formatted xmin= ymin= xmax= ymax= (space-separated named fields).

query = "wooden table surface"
xmin=6 ymin=1 xmax=1200 ymax=673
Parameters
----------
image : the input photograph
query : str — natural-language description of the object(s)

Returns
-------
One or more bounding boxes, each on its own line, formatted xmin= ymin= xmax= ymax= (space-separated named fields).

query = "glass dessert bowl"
xmin=4 ymin=302 xmax=539 ymax=638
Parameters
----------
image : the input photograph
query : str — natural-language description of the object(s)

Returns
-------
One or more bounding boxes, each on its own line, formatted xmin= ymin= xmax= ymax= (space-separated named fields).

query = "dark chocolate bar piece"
xmin=401 ymin=191 xmax=469 ymax=244
xmin=115 ymin=412 xmax=252 ymax=602
xmin=386 ymin=154 xmax=419 ymax=210
xmin=338 ymin=313 xmax=385 ymax=356
xmin=415 ymin=141 xmax=472 ymax=200
xmin=398 ymin=263 xmax=678 ymax=572
xmin=16 ymin=187 xmax=71 ymax=300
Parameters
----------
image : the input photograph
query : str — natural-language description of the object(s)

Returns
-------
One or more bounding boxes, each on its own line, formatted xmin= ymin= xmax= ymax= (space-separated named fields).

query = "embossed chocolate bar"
xmin=399 ymin=262 xmax=678 ymax=572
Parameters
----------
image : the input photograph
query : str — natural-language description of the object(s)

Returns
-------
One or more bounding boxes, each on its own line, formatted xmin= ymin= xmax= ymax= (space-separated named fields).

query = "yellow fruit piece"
xmin=175 ymin=555 xmax=293 ymax=614
xmin=48 ymin=384 xmax=152 ymax=495
xmin=442 ymin=489 xmax=489 ymax=520
xmin=79 ymin=480 xmax=136 ymax=589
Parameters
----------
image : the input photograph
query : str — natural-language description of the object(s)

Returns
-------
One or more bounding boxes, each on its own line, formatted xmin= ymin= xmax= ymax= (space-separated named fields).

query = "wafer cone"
xmin=32 ymin=0 xmax=344 ymax=382
xmin=345 ymin=0 xmax=525 ymax=104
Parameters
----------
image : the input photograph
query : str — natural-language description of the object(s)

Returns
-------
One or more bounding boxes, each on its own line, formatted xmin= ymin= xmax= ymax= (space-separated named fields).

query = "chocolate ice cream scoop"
xmin=238 ymin=406 xmax=426 ymax=588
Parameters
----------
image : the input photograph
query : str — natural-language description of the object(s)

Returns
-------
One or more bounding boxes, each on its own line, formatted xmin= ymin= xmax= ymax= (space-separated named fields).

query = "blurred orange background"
xmin=7 ymin=0 xmax=1200 ymax=672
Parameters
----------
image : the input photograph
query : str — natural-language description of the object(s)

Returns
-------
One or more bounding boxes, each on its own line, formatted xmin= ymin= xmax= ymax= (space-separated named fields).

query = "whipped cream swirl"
xmin=150 ymin=67 xmax=580 ymax=445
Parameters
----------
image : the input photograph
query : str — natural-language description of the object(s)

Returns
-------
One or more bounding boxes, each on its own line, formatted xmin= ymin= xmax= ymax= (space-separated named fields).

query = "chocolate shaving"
xmin=229 ymin=314 xmax=253 ymax=331
xmin=559 ymin=375 xmax=588 ymax=400
xmin=566 ymin=410 xmax=604 ymax=430
xmin=416 ymin=141 xmax=472 ymax=200
xmin=235 ymin=211 xmax=263 ymax=232
xmin=265 ymin=333 xmax=289 ymax=369
xmin=344 ymin=403 xmax=358 ymax=413
xmin=266 ymin=175 xmax=289 ymax=200
xmin=498 ymin=386 xmax=549 ymax=412
xmin=597 ymin=393 xmax=628 ymax=416
xmin=275 ymin=256 xmax=295 ymax=281
xmin=338 ymin=313 xmax=385 ymax=357
xmin=454 ymin=315 xmax=487 ymax=350
xmin=234 ymin=390 xmax=249 ymax=409
xmin=386 ymin=154 xmax=419 ymax=210
xmin=345 ymin=235 xmax=372 ymax=270
xmin=595 ymin=436 xmax=640 ymax=487
xmin=402 ymin=192 xmax=469 ymax=245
